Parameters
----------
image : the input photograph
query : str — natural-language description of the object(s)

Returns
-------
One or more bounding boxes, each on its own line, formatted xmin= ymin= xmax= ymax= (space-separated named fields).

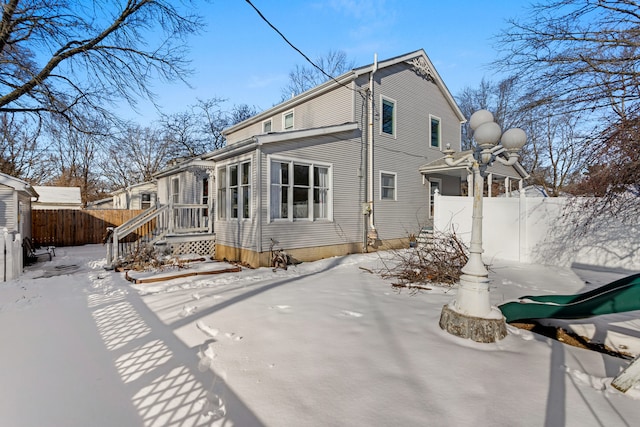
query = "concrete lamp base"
xmin=439 ymin=304 xmax=508 ymax=343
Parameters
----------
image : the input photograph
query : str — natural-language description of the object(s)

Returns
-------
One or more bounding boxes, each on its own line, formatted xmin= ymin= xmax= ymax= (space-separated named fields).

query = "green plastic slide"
xmin=499 ymin=273 xmax=640 ymax=323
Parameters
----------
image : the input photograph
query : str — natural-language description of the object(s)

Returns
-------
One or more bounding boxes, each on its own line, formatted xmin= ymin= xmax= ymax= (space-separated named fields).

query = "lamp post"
xmin=438 ymin=110 xmax=527 ymax=343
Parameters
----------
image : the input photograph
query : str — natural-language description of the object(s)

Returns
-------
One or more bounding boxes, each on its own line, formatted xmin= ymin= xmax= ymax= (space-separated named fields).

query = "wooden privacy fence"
xmin=32 ymin=209 xmax=145 ymax=247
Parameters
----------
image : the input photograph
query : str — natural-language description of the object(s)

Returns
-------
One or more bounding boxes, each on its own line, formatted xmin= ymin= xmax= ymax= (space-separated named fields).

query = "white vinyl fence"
xmin=2 ymin=231 xmax=22 ymax=281
xmin=434 ymin=193 xmax=640 ymax=271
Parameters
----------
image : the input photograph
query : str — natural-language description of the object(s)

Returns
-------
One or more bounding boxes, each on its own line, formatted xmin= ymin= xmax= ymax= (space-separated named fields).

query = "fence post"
xmin=2 ymin=228 xmax=7 ymax=282
xmin=12 ymin=233 xmax=21 ymax=279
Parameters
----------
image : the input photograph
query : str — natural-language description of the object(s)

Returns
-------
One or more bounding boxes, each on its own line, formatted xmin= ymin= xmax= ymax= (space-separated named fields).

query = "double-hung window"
xmin=141 ymin=193 xmax=152 ymax=209
xmin=218 ymin=161 xmax=251 ymax=220
xmin=283 ymin=110 xmax=294 ymax=130
xmin=430 ymin=115 xmax=441 ymax=148
xmin=217 ymin=168 xmax=227 ymax=219
xmin=380 ymin=171 xmax=397 ymax=200
xmin=263 ymin=119 xmax=272 ymax=133
xmin=270 ymin=158 xmax=331 ymax=221
xmin=381 ymin=96 xmax=396 ymax=136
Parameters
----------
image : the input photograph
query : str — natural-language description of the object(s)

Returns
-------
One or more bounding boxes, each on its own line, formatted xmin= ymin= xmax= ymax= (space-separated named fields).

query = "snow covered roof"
xmin=32 ymin=186 xmax=82 ymax=208
xmin=0 ymin=172 xmax=39 ymax=197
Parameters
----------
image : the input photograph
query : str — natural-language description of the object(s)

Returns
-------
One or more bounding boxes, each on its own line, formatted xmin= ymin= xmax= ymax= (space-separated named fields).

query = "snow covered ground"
xmin=1 ymin=245 xmax=640 ymax=427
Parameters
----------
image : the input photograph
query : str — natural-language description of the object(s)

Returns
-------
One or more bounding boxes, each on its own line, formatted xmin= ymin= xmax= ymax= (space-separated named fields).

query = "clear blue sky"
xmin=128 ymin=0 xmax=531 ymax=124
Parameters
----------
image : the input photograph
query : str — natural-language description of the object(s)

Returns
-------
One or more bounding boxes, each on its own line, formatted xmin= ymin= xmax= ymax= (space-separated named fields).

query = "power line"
xmin=244 ymin=0 xmax=360 ymax=95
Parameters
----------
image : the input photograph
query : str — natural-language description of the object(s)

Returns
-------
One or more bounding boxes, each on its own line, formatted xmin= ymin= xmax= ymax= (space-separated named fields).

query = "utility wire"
xmin=244 ymin=0 xmax=361 ymax=96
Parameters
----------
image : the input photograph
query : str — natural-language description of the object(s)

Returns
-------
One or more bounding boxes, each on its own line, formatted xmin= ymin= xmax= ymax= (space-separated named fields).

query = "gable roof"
xmin=32 ymin=186 xmax=82 ymax=206
xmin=0 ymin=172 xmax=39 ymax=197
xmin=223 ymin=48 xmax=465 ymax=136
xmin=352 ymin=49 xmax=465 ymax=122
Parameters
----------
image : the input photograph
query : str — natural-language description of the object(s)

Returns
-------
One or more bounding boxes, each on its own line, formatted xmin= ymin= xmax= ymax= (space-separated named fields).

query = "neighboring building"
xmin=32 ymin=186 xmax=83 ymax=210
xmin=86 ymin=197 xmax=114 ymax=210
xmin=0 ymin=173 xmax=38 ymax=280
xmin=112 ymin=181 xmax=157 ymax=210
xmin=107 ymin=49 xmax=527 ymax=268
xmin=0 ymin=172 xmax=38 ymax=237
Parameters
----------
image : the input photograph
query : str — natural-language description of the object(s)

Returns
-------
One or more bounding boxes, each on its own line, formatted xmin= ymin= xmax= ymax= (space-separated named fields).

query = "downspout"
xmin=256 ymin=142 xmax=263 ymax=265
xmin=367 ymin=53 xmax=378 ymax=245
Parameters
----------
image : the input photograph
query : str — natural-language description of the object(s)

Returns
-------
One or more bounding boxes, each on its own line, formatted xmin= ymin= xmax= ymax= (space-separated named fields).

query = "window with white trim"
xmin=141 ymin=193 xmax=152 ymax=209
xmin=218 ymin=161 xmax=251 ymax=220
xmin=263 ymin=119 xmax=272 ymax=133
xmin=430 ymin=115 xmax=441 ymax=148
xmin=380 ymin=171 xmax=397 ymax=200
xmin=283 ymin=110 xmax=294 ymax=130
xmin=381 ymin=96 xmax=396 ymax=136
xmin=217 ymin=168 xmax=226 ymax=219
xmin=270 ymin=159 xmax=331 ymax=221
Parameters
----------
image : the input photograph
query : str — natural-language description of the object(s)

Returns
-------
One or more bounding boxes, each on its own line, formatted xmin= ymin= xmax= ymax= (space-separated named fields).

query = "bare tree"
xmin=494 ymin=0 xmax=640 ymax=118
xmin=99 ymin=124 xmax=171 ymax=189
xmin=161 ymin=98 xmax=258 ymax=157
xmin=44 ymin=114 xmax=108 ymax=204
xmin=0 ymin=0 xmax=203 ymax=124
xmin=0 ymin=113 xmax=46 ymax=181
xmin=280 ymin=49 xmax=355 ymax=101
xmin=456 ymin=77 xmax=524 ymax=150
xmin=229 ymin=103 xmax=258 ymax=126
xmin=494 ymin=0 xmax=640 ymax=215
xmin=566 ymin=113 xmax=640 ymax=218
xmin=160 ymin=110 xmax=204 ymax=159
xmin=456 ymin=77 xmax=588 ymax=195
xmin=521 ymin=108 xmax=589 ymax=196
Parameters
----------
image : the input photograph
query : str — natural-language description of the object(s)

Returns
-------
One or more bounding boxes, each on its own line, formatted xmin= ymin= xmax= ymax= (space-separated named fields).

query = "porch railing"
xmin=170 ymin=204 xmax=211 ymax=234
xmin=105 ymin=203 xmax=212 ymax=268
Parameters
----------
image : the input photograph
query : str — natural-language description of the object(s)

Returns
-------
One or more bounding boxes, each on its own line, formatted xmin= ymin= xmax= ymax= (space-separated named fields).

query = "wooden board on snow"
xmin=124 ymin=261 xmax=241 ymax=284
xmin=612 ymin=354 xmax=640 ymax=393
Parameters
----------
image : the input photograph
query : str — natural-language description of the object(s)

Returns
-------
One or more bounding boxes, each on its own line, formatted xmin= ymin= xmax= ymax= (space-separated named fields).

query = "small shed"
xmin=1 ymin=173 xmax=38 ymax=280
xmin=32 ymin=186 xmax=83 ymax=210
xmin=0 ymin=172 xmax=39 ymax=236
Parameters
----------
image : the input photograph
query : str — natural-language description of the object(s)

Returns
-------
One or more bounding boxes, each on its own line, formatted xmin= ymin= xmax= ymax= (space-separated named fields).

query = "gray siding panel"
xmin=208 ymin=52 xmax=465 ymax=257
xmin=0 ymin=186 xmax=15 ymax=230
xmin=226 ymin=86 xmax=355 ymax=145
xmin=258 ymin=131 xmax=365 ymax=252
xmin=371 ymin=63 xmax=462 ymax=239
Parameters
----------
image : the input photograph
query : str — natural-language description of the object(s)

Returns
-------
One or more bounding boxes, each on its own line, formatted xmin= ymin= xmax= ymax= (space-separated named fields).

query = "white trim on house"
xmin=380 ymin=95 xmax=397 ymax=138
xmin=282 ymin=109 xmax=295 ymax=131
xmin=262 ymin=119 xmax=272 ymax=133
xmin=215 ymin=154 xmax=254 ymax=223
xmin=0 ymin=172 xmax=38 ymax=198
xmin=267 ymin=154 xmax=334 ymax=223
xmin=379 ymin=170 xmax=397 ymax=201
xmin=429 ymin=114 xmax=441 ymax=149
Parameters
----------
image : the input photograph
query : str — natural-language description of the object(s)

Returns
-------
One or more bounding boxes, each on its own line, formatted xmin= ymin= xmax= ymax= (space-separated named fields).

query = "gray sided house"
xmin=108 ymin=49 xmax=526 ymax=268
xmin=157 ymin=49 xmax=464 ymax=266
xmin=0 ymin=172 xmax=38 ymax=238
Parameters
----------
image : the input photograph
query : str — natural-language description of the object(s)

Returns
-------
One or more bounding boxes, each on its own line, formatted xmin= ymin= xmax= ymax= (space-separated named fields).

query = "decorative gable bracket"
xmin=407 ymin=57 xmax=435 ymax=82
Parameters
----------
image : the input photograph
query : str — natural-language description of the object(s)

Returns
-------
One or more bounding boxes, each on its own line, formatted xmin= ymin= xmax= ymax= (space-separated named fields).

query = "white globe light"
xmin=473 ymin=121 xmax=502 ymax=147
xmin=501 ymin=128 xmax=527 ymax=151
xmin=469 ymin=110 xmax=494 ymax=130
